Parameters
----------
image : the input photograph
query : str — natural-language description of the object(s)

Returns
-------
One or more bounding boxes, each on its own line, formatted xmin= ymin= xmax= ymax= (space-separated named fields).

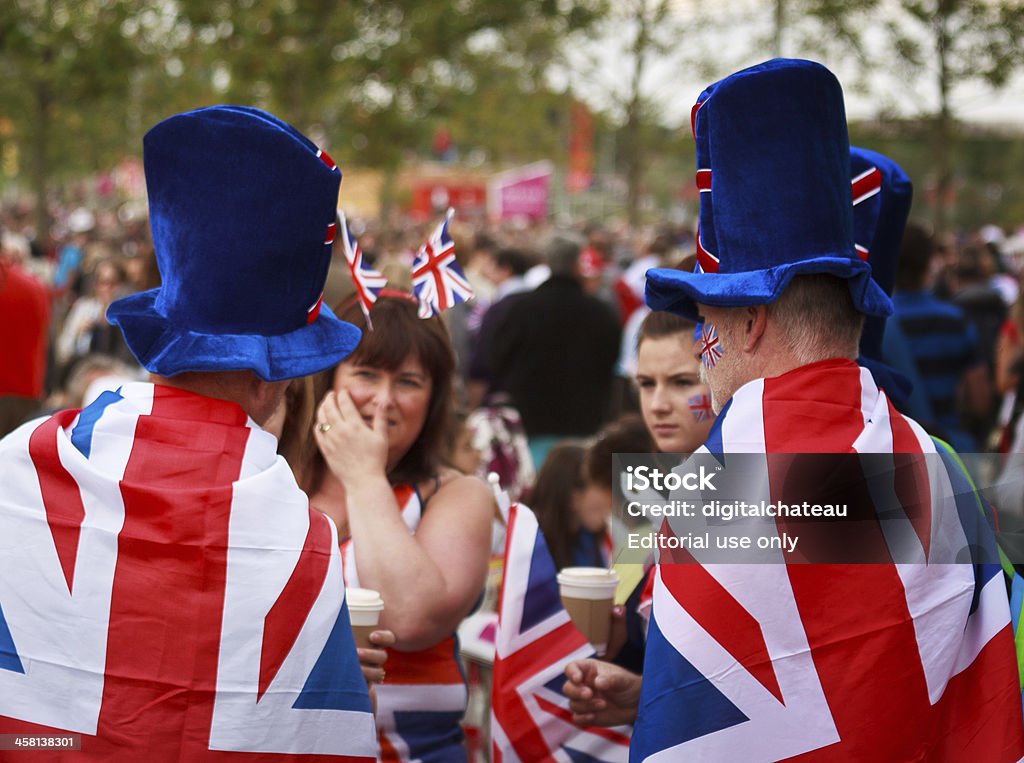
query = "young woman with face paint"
xmin=634 ymin=311 xmax=717 ymax=454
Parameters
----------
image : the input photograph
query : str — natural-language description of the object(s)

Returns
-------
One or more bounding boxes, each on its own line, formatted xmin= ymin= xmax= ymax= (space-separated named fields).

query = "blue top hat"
xmin=850 ymin=146 xmax=913 ymax=360
xmin=107 ymin=105 xmax=361 ymax=381
xmin=645 ymin=59 xmax=893 ymax=320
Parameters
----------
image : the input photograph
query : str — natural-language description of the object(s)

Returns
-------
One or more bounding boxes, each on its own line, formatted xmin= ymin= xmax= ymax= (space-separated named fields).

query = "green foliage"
xmin=0 ymin=0 xmax=608 ymax=223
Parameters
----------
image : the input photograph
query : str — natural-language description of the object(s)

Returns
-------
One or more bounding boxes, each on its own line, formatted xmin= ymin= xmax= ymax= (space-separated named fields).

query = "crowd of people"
xmin=1 ymin=57 xmax=1024 ymax=761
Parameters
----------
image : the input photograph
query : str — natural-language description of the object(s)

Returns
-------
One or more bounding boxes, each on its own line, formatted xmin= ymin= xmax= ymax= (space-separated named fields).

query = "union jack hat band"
xmin=644 ymin=59 xmax=892 ymax=322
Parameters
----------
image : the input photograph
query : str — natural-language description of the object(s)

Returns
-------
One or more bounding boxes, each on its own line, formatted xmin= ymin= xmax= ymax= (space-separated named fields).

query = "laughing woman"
xmin=303 ymin=292 xmax=494 ymax=762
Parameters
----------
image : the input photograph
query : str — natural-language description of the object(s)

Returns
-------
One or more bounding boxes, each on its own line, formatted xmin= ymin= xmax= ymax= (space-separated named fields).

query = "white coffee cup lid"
xmin=346 ymin=587 xmax=384 ymax=610
xmin=556 ymin=567 xmax=619 ymax=586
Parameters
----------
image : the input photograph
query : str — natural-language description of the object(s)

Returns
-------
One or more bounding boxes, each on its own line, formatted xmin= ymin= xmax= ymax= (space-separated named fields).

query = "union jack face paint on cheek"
xmin=700 ymin=323 xmax=723 ymax=370
xmin=688 ymin=393 xmax=713 ymax=423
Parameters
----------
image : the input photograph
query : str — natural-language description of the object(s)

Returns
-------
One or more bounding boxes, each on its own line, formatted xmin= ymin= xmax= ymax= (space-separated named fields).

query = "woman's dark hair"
xmin=530 ymin=442 xmax=587 ymax=571
xmin=585 ymin=414 xmax=654 ymax=498
xmin=279 ymin=373 xmax=330 ymax=492
xmin=334 ymin=293 xmax=456 ymax=486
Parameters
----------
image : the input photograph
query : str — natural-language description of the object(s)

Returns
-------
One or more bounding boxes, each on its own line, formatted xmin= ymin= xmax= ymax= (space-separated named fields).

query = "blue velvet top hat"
xmin=850 ymin=146 xmax=913 ymax=361
xmin=107 ymin=105 xmax=361 ymax=381
xmin=645 ymin=59 xmax=893 ymax=320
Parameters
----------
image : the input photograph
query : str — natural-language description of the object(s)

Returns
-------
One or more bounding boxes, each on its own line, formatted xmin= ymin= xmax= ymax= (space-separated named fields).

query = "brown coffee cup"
xmin=557 ymin=567 xmax=619 ymax=654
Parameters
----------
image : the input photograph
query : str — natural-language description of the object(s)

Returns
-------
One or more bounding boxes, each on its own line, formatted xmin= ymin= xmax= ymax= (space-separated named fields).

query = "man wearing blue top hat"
xmin=0 ymin=106 xmax=382 ymax=759
xmin=564 ymin=59 xmax=1024 ymax=761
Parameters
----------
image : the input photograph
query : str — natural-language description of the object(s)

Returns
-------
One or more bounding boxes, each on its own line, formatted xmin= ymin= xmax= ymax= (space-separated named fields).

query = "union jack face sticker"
xmin=700 ymin=323 xmax=723 ymax=369
xmin=688 ymin=393 xmax=713 ymax=423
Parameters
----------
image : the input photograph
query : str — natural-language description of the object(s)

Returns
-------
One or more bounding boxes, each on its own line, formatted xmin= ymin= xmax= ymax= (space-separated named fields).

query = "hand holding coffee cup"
xmin=557 ymin=567 xmax=620 ymax=655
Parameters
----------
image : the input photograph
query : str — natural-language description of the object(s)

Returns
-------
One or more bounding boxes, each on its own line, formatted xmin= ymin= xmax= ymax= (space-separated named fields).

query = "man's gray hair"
xmin=767 ymin=275 xmax=865 ymax=363
xmin=544 ymin=231 xmax=585 ymax=277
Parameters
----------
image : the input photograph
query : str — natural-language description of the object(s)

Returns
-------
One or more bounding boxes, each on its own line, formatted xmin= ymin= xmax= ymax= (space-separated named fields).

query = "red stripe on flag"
xmin=379 ymin=636 xmax=465 ymax=685
xmin=695 ymin=228 xmax=719 ymax=274
xmin=783 ymin=563 xmax=935 ymax=760
xmin=379 ymin=732 xmax=401 ymax=762
xmin=931 ymin=624 xmax=1024 ymax=760
xmin=690 ymin=101 xmax=705 ymax=139
xmin=96 ymin=386 xmax=248 ymax=755
xmin=761 ymin=360 xmax=865 ymax=453
xmin=317 ymin=149 xmax=337 ymax=171
xmin=661 ymin=560 xmax=784 ymax=704
xmin=758 ymin=362 xmax=939 ymax=759
xmin=492 ymin=619 xmax=585 ymax=762
xmin=763 ymin=361 xmax=895 ymax=564
xmin=258 ymin=510 xmax=332 ymax=701
xmin=307 ymin=293 xmax=323 ymax=324
xmin=28 ymin=409 xmax=85 ymax=594
xmin=851 ymin=167 xmax=881 ymax=206
xmin=533 ymin=694 xmax=632 ymax=747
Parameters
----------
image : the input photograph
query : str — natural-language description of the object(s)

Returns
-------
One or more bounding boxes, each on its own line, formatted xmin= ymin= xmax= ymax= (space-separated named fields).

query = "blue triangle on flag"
xmin=544 ymin=671 xmax=569 ymax=695
xmin=292 ymin=602 xmax=372 ymax=712
xmin=702 ymin=397 xmax=730 ymax=464
xmin=630 ymin=613 xmax=747 ymax=759
xmin=0 ymin=602 xmax=24 ymax=674
xmin=563 ymin=745 xmax=616 ymax=763
xmin=70 ymin=388 xmax=123 ymax=458
xmin=520 ymin=530 xmax=563 ymax=633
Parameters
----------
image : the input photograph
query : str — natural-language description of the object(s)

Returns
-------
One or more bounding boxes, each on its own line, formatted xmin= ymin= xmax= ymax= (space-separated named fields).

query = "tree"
xmin=0 ymin=0 xmax=156 ymax=236
xmin=763 ymin=0 xmax=1024 ymax=231
xmin=886 ymin=0 xmax=1024 ymax=230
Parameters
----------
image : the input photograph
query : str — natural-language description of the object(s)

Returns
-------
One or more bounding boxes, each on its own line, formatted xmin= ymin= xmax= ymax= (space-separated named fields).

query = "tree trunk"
xmin=932 ymin=2 xmax=954 ymax=233
xmin=30 ymin=76 xmax=51 ymax=243
xmin=625 ymin=1 xmax=651 ymax=228
xmin=773 ymin=0 xmax=786 ymax=57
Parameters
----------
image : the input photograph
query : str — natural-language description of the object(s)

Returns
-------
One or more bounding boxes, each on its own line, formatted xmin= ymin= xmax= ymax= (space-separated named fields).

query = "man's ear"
xmin=742 ymin=305 xmax=768 ymax=352
xmin=249 ymin=374 xmax=288 ymax=426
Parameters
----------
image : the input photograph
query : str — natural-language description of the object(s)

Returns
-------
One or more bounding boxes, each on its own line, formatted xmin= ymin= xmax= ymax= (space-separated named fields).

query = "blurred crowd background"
xmin=4 ymin=0 xmax=1024 ymax=455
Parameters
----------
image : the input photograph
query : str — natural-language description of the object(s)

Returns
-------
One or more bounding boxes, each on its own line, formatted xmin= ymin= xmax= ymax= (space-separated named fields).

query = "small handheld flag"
xmin=338 ymin=210 xmax=387 ymax=327
xmin=411 ymin=208 xmax=474 ymax=317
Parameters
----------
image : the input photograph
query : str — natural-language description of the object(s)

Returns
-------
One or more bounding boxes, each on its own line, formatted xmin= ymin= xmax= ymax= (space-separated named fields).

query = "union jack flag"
xmin=687 ymin=393 xmax=712 ymax=423
xmin=338 ymin=211 xmax=387 ymax=326
xmin=411 ymin=208 xmax=473 ymax=318
xmin=491 ymin=502 xmax=630 ymax=763
xmin=699 ymin=323 xmax=722 ymax=370
xmin=0 ymin=383 xmax=377 ymax=760
xmin=633 ymin=360 xmax=1024 ymax=761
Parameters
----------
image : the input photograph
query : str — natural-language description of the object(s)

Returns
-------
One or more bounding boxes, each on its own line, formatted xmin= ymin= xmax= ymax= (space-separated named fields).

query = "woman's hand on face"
xmin=314 ymin=389 xmax=389 ymax=485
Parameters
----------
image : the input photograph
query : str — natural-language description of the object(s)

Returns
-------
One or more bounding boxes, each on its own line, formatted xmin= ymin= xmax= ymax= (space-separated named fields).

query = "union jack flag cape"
xmin=491 ymin=502 xmax=630 ymax=762
xmin=0 ymin=383 xmax=377 ymax=760
xmin=338 ymin=211 xmax=387 ymax=327
xmin=411 ymin=208 xmax=473 ymax=318
xmin=632 ymin=359 xmax=1024 ymax=762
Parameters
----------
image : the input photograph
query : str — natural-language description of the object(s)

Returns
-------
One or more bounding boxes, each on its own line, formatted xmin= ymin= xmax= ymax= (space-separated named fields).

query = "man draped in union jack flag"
xmin=0 ymin=106 xmax=380 ymax=760
xmin=567 ymin=59 xmax=1024 ymax=761
xmin=411 ymin=208 xmax=474 ymax=317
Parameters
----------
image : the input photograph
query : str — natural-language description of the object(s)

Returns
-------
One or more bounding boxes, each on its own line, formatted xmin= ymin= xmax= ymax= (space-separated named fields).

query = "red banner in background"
xmin=566 ymin=100 xmax=594 ymax=194
xmin=409 ymin=181 xmax=486 ymax=221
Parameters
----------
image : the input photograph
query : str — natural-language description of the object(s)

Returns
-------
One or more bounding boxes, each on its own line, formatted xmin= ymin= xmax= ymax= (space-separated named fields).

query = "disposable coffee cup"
xmin=347 ymin=587 xmax=385 ymax=649
xmin=557 ymin=567 xmax=619 ymax=654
